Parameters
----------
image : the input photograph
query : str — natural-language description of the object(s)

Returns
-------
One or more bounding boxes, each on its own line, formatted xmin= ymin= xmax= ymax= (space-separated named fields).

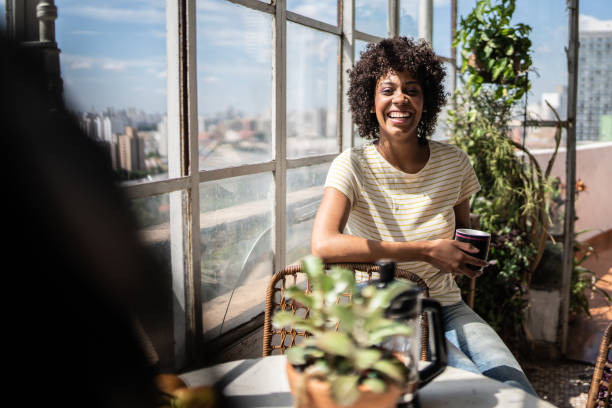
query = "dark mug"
xmin=455 ymin=228 xmax=491 ymax=271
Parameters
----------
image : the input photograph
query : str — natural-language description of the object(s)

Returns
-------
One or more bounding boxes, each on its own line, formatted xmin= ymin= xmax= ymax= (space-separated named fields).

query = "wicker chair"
xmin=587 ymin=322 xmax=612 ymax=408
xmin=262 ymin=262 xmax=430 ymax=361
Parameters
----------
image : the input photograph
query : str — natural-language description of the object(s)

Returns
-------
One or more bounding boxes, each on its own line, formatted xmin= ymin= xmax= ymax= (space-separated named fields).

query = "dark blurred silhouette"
xmin=2 ymin=33 xmax=167 ymax=407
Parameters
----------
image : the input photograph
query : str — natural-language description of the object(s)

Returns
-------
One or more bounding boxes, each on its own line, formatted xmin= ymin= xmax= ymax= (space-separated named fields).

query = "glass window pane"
xmin=200 ymin=173 xmax=273 ymax=339
xmin=287 ymin=23 xmax=339 ymax=158
xmin=354 ymin=40 xmax=373 ymax=147
xmin=287 ymin=0 xmax=337 ymax=26
xmin=196 ymin=0 xmax=273 ymax=170
xmin=286 ymin=162 xmax=331 ymax=264
xmin=399 ymin=0 xmax=419 ymax=40
xmin=355 ymin=39 xmax=370 ymax=62
xmin=56 ymin=0 xmax=169 ymax=183
xmin=355 ymin=0 xmax=388 ymax=38
xmin=576 ymin=27 xmax=611 ymax=142
xmin=0 ymin=0 xmax=5 ymax=30
xmin=432 ymin=61 xmax=453 ymax=141
xmin=131 ymin=190 xmax=187 ymax=367
xmin=354 ymin=40 xmax=374 ymax=147
xmin=433 ymin=0 xmax=451 ymax=57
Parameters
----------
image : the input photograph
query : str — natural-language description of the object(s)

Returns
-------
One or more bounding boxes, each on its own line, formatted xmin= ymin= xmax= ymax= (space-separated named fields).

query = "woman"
xmin=311 ymin=37 xmax=536 ymax=396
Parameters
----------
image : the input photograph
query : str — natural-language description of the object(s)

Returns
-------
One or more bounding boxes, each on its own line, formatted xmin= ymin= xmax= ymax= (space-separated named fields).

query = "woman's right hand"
xmin=423 ymin=239 xmax=488 ymax=278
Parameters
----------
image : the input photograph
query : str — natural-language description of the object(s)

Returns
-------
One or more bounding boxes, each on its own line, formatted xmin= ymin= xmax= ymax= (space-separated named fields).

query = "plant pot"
xmin=286 ymin=362 xmax=404 ymax=408
xmin=468 ymin=51 xmax=525 ymax=85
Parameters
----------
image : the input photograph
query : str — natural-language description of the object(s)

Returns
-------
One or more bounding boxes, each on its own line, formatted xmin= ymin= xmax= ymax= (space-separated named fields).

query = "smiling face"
xmin=374 ymin=70 xmax=424 ymax=143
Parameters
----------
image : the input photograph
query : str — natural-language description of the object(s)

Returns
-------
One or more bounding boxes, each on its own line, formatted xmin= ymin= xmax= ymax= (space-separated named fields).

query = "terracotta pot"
xmin=285 ymin=362 xmax=404 ymax=408
xmin=467 ymin=51 xmax=525 ymax=85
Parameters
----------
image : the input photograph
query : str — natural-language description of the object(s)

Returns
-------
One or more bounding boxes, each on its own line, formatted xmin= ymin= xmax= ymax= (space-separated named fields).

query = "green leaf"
xmin=272 ymin=311 xmax=298 ymax=328
xmin=367 ymin=281 xmax=414 ymax=312
xmin=285 ymin=286 xmax=314 ymax=308
xmin=316 ymin=332 xmax=354 ymax=357
xmin=354 ymin=349 xmax=382 ymax=370
xmin=367 ymin=322 xmax=413 ymax=345
xmin=362 ymin=378 xmax=387 ymax=394
xmin=326 ymin=267 xmax=356 ymax=304
xmin=303 ymin=347 xmax=325 ymax=360
xmin=273 ymin=311 xmax=322 ymax=334
xmin=486 ymin=57 xmax=496 ymax=70
xmin=491 ymin=58 xmax=508 ymax=81
xmin=301 ymin=255 xmax=324 ymax=281
xmin=372 ymin=359 xmax=406 ymax=383
xmin=467 ymin=109 xmax=478 ymax=122
xmin=294 ymin=320 xmax=321 ymax=334
xmin=475 ymin=3 xmax=485 ymax=22
xmin=360 ymin=285 xmax=375 ymax=299
xmin=505 ymin=44 xmax=514 ymax=56
xmin=502 ymin=64 xmax=515 ymax=80
xmin=328 ymin=304 xmax=354 ymax=330
xmin=330 ymin=375 xmax=360 ymax=406
xmin=495 ymin=86 xmax=504 ymax=99
xmin=320 ymin=274 xmax=335 ymax=295
xmin=312 ymin=359 xmax=331 ymax=375
xmin=286 ymin=346 xmax=306 ymax=365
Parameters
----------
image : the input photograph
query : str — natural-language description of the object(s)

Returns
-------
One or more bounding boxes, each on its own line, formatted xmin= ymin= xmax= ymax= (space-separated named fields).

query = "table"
xmin=180 ymin=355 xmax=555 ymax=408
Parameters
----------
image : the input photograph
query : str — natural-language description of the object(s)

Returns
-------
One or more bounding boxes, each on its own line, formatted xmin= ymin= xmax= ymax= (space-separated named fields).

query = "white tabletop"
xmin=180 ymin=355 xmax=554 ymax=408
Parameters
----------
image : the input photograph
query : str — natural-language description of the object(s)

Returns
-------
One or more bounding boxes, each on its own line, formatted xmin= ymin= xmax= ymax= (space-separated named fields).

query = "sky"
xmin=2 ymin=0 xmax=609 ymax=116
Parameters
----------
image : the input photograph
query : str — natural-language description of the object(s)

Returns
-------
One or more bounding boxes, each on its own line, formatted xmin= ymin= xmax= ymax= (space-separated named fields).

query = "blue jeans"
xmin=440 ymin=301 xmax=537 ymax=396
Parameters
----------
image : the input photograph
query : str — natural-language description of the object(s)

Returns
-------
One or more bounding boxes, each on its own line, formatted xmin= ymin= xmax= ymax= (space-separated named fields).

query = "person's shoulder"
xmin=336 ymin=142 xmax=373 ymax=164
xmin=431 ymin=140 xmax=469 ymax=161
xmin=430 ymin=139 xmax=460 ymax=153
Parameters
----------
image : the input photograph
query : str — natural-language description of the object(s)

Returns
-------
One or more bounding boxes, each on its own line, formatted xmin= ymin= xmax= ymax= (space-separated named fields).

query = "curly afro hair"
xmin=348 ymin=37 xmax=447 ymax=142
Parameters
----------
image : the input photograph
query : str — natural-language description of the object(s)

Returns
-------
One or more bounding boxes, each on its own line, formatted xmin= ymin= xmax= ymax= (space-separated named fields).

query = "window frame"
xmin=119 ymin=0 xmax=446 ymax=368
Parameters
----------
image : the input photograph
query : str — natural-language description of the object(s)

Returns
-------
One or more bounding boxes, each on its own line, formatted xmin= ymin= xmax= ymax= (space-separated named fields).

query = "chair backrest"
xmin=586 ymin=322 xmax=612 ymax=408
xmin=262 ymin=262 xmax=430 ymax=360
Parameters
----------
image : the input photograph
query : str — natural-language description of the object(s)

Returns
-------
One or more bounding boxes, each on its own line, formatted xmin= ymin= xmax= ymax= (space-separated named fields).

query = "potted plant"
xmin=272 ymin=256 xmax=416 ymax=408
xmin=453 ymin=0 xmax=532 ymax=102
xmin=448 ymin=0 xmax=564 ymax=352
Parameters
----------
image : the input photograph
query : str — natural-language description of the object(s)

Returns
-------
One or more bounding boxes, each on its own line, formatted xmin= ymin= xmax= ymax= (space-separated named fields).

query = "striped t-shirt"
xmin=324 ymin=140 xmax=481 ymax=305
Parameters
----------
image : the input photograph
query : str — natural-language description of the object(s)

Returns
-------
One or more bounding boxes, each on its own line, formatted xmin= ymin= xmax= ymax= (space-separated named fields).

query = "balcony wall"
xmin=530 ymin=141 xmax=612 ymax=241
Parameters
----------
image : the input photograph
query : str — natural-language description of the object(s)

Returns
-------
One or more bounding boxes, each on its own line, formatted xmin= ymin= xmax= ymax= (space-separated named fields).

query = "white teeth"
xmin=388 ymin=112 xmax=412 ymax=119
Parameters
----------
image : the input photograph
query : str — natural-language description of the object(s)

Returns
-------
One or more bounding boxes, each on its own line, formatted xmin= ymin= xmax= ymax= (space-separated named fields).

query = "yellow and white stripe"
xmin=325 ymin=140 xmax=481 ymax=305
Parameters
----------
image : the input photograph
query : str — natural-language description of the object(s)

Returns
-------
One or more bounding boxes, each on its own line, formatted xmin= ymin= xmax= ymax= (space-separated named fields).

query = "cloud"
xmin=70 ymin=61 xmax=94 ymax=70
xmin=132 ymin=86 xmax=166 ymax=95
xmin=71 ymin=30 xmax=102 ymax=36
xmin=197 ymin=0 xmax=229 ymax=13
xmin=204 ymin=76 xmax=220 ymax=83
xmin=102 ymin=61 xmax=128 ymax=71
xmin=289 ymin=1 xmax=336 ymax=23
xmin=434 ymin=0 xmax=451 ymax=7
xmin=197 ymin=63 xmax=269 ymax=78
xmin=62 ymin=55 xmax=95 ymax=70
xmin=580 ymin=14 xmax=612 ymax=32
xmin=535 ymin=44 xmax=552 ymax=54
xmin=147 ymin=29 xmax=167 ymax=39
xmin=62 ymin=54 xmax=164 ymax=73
xmin=355 ymin=0 xmax=386 ymax=17
xmin=63 ymin=6 xmax=165 ymax=24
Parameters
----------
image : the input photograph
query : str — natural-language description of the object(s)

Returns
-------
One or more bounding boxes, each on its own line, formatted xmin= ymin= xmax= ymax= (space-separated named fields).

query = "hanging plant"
xmin=453 ymin=0 xmax=532 ymax=102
